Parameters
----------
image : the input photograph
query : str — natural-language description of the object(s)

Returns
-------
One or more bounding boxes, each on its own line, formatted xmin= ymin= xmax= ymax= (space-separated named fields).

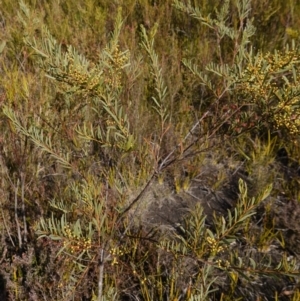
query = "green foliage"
xmin=1 ymin=0 xmax=300 ymax=300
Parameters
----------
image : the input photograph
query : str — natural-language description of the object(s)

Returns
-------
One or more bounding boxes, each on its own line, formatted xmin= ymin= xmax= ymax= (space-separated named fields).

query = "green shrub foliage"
xmin=0 ymin=0 xmax=300 ymax=300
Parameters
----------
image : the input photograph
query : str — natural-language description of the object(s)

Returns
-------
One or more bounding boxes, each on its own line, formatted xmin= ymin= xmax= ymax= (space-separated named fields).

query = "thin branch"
xmin=158 ymin=111 xmax=210 ymax=171
xmin=14 ymin=179 xmax=22 ymax=248
xmin=21 ymin=173 xmax=27 ymax=244
xmin=98 ymin=248 xmax=105 ymax=301
xmin=1 ymin=207 xmax=15 ymax=247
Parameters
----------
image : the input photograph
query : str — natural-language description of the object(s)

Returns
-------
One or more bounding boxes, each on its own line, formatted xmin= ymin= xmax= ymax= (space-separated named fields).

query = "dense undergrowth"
xmin=1 ymin=0 xmax=300 ymax=300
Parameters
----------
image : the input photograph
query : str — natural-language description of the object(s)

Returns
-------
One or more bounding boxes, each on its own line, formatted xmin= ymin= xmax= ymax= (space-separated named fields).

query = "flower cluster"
xmin=206 ymin=236 xmax=224 ymax=255
xmin=63 ymin=224 xmax=92 ymax=254
xmin=104 ymin=45 xmax=129 ymax=88
xmin=273 ymin=97 xmax=300 ymax=135
xmin=59 ymin=51 xmax=102 ymax=94
xmin=234 ymin=48 xmax=300 ymax=136
xmin=239 ymin=50 xmax=299 ymax=103
xmin=109 ymin=246 xmax=125 ymax=266
xmin=215 ymin=259 xmax=230 ymax=269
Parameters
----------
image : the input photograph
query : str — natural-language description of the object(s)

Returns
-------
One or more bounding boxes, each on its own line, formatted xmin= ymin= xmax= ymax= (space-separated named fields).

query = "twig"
xmin=98 ymin=248 xmax=105 ymax=301
xmin=118 ymin=172 xmax=156 ymax=218
xmin=21 ymin=173 xmax=27 ymax=244
xmin=0 ymin=246 xmax=7 ymax=264
xmin=158 ymin=111 xmax=210 ymax=171
xmin=0 ymin=207 xmax=14 ymax=247
xmin=14 ymin=179 xmax=22 ymax=248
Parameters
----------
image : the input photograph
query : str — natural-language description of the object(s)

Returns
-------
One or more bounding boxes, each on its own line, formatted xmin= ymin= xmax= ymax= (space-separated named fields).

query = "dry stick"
xmin=14 ymin=179 xmax=22 ymax=248
xmin=118 ymin=172 xmax=156 ymax=218
xmin=2 ymin=172 xmax=16 ymax=247
xmin=158 ymin=111 xmax=210 ymax=172
xmin=1 ymin=207 xmax=15 ymax=247
xmin=96 ymin=181 xmax=112 ymax=301
xmin=0 ymin=246 xmax=7 ymax=264
xmin=21 ymin=173 xmax=27 ymax=244
xmin=98 ymin=248 xmax=105 ymax=301
xmin=115 ymin=172 xmax=157 ymax=241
